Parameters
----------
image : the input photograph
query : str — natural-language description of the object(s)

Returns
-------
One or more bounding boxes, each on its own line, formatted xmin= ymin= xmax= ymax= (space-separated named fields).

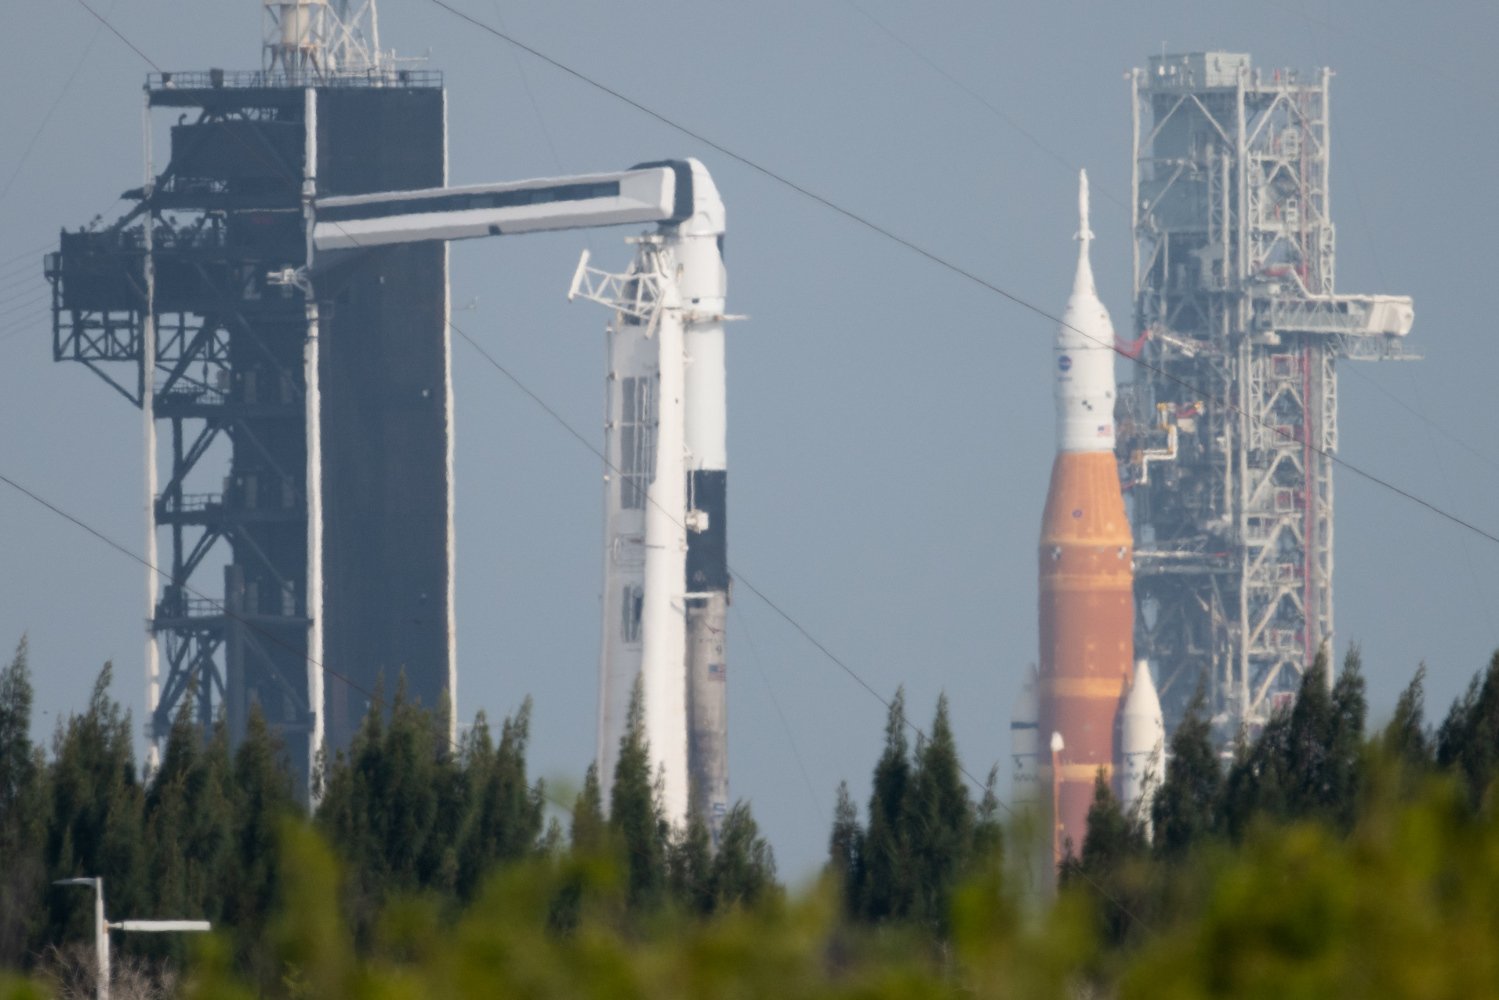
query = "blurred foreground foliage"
xmin=4 ymin=642 xmax=1499 ymax=997
xmin=177 ymin=822 xmax=1077 ymax=1000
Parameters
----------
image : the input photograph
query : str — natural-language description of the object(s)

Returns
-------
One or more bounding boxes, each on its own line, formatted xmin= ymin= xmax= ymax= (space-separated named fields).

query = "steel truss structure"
xmin=48 ymin=67 xmax=448 ymax=791
xmin=1122 ymin=53 xmax=1414 ymax=729
xmin=48 ymin=83 xmax=316 ymax=780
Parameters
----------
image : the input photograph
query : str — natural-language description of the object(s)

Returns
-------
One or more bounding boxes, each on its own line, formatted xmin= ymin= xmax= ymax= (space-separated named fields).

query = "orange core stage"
xmin=1038 ymin=449 xmax=1134 ymax=864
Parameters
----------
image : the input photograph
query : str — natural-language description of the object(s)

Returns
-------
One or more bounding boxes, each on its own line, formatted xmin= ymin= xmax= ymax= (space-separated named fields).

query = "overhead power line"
xmin=0 ymin=0 xmax=122 ymax=208
xmin=425 ymin=0 xmax=1499 ymax=548
xmin=71 ymin=0 xmax=160 ymax=72
xmin=835 ymin=0 xmax=1127 ymax=210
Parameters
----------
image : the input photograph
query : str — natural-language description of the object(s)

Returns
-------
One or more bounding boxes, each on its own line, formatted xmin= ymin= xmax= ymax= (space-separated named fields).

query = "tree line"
xmin=0 ymin=638 xmax=774 ymax=993
xmin=4 ymin=638 xmax=1499 ymax=996
xmin=1054 ymin=645 xmax=1499 ymax=992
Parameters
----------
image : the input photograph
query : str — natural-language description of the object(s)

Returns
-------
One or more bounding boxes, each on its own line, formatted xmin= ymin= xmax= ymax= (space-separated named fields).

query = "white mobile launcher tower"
xmin=315 ymin=159 xmax=731 ymax=833
xmin=1123 ymin=53 xmax=1415 ymax=731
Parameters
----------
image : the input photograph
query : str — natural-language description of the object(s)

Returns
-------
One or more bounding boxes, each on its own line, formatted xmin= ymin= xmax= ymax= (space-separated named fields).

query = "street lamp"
xmin=53 ymin=877 xmax=211 ymax=1000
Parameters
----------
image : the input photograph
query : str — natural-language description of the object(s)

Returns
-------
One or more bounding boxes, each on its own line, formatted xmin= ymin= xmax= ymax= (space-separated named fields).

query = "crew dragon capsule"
xmin=1036 ymin=170 xmax=1136 ymax=865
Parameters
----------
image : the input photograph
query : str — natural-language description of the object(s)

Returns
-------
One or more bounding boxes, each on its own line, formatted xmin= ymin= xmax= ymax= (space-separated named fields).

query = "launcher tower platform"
xmin=1122 ymin=52 xmax=1414 ymax=730
xmin=46 ymin=2 xmax=454 ymax=792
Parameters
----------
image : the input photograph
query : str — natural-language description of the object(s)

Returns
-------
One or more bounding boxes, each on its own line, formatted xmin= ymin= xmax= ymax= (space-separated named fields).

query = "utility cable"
xmin=835 ymin=0 xmax=1127 ymax=211
xmin=0 ymin=310 xmax=50 ymax=344
xmin=54 ymin=0 xmax=1499 ymax=553
xmin=70 ymin=0 xmax=161 ymax=72
xmin=0 ymin=269 xmax=47 ymax=298
xmin=0 ymin=292 xmax=48 ymax=322
xmin=729 ymin=599 xmax=823 ymax=818
xmin=0 ymin=0 xmax=122 ymax=208
xmin=0 ymin=245 xmax=57 ymax=271
xmin=424 ymin=0 xmax=1499 ymax=548
xmin=0 ymin=462 xmax=712 ymax=874
xmin=0 ymin=200 xmax=122 ymax=278
xmin=0 ymin=252 xmax=52 ymax=283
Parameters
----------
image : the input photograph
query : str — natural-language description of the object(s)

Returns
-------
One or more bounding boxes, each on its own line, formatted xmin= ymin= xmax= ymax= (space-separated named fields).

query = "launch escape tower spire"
xmin=45 ymin=4 xmax=452 ymax=793
xmin=1123 ymin=53 xmax=1414 ymax=730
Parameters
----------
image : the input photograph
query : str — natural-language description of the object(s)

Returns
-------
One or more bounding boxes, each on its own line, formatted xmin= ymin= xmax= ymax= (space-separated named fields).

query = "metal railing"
xmin=157 ymin=492 xmax=223 ymax=515
xmin=149 ymin=68 xmax=442 ymax=91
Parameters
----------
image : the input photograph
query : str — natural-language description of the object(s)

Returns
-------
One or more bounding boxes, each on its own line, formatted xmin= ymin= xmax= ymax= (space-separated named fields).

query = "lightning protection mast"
xmin=1122 ymin=52 xmax=1415 ymax=733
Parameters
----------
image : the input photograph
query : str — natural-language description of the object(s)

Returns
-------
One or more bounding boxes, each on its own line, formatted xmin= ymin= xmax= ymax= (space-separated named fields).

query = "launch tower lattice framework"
xmin=1123 ymin=53 xmax=1414 ymax=729
xmin=45 ymin=1 xmax=454 ymax=794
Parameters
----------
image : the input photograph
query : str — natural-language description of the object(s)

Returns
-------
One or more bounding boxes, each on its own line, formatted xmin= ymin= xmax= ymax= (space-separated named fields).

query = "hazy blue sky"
xmin=1 ymin=0 xmax=1495 ymax=879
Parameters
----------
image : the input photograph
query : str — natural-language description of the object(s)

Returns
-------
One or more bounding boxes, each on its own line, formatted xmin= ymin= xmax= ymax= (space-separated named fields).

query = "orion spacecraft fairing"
xmin=1016 ymin=171 xmax=1164 ymax=868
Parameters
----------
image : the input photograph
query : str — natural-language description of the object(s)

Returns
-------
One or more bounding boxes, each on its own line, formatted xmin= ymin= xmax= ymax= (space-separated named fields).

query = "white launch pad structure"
xmin=1122 ymin=53 xmax=1415 ymax=730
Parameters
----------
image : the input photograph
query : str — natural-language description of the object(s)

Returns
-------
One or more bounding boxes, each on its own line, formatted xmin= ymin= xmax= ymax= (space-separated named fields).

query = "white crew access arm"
xmin=312 ymin=163 xmax=695 ymax=251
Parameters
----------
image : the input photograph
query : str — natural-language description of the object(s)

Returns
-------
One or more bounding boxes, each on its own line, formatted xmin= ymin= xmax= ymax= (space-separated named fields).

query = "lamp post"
xmin=1050 ymin=731 xmax=1065 ymax=870
xmin=53 ymin=877 xmax=211 ymax=1000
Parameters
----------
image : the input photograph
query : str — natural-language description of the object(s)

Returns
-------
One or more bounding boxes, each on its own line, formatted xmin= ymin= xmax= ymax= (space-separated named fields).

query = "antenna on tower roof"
xmin=263 ymin=0 xmax=386 ymax=80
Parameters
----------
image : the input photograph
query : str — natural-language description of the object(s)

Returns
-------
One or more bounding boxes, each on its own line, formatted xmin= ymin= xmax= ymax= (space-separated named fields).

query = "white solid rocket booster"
xmin=1010 ymin=664 xmax=1040 ymax=812
xmin=1119 ymin=658 xmax=1165 ymax=826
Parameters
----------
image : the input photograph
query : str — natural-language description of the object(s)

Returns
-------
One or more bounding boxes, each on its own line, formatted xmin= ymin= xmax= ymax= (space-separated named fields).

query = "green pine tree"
xmin=1061 ymin=772 xmax=1148 ymax=947
xmin=908 ymin=694 xmax=973 ymax=931
xmin=1382 ymin=664 xmax=1432 ymax=769
xmin=1326 ymin=646 xmax=1368 ymax=826
xmin=1436 ymin=650 xmax=1499 ymax=808
xmin=145 ymin=697 xmax=201 ymax=924
xmin=0 ymin=638 xmax=46 ymax=966
xmin=609 ymin=680 xmax=667 ymax=911
xmin=1151 ymin=683 xmax=1222 ymax=859
xmin=668 ymin=811 xmax=713 ymax=915
xmin=225 ymin=703 xmax=295 ymax=987
xmin=972 ymin=765 xmax=1004 ymax=866
xmin=569 ymin=763 xmax=608 ymax=856
xmin=317 ymin=677 xmax=470 ymax=937
xmin=708 ymin=802 xmax=776 ymax=911
xmin=859 ymin=688 xmax=914 ymax=921
xmin=456 ymin=700 xmax=544 ymax=897
xmin=43 ymin=663 xmax=146 ymax=950
xmin=826 ymin=779 xmax=863 ymax=914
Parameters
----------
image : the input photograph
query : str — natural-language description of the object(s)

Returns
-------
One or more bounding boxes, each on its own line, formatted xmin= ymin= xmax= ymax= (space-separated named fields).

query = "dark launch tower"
xmin=46 ymin=19 xmax=453 ymax=792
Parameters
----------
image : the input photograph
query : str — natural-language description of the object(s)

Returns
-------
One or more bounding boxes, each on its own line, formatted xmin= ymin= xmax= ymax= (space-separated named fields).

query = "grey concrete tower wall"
xmin=313 ymin=87 xmax=453 ymax=750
